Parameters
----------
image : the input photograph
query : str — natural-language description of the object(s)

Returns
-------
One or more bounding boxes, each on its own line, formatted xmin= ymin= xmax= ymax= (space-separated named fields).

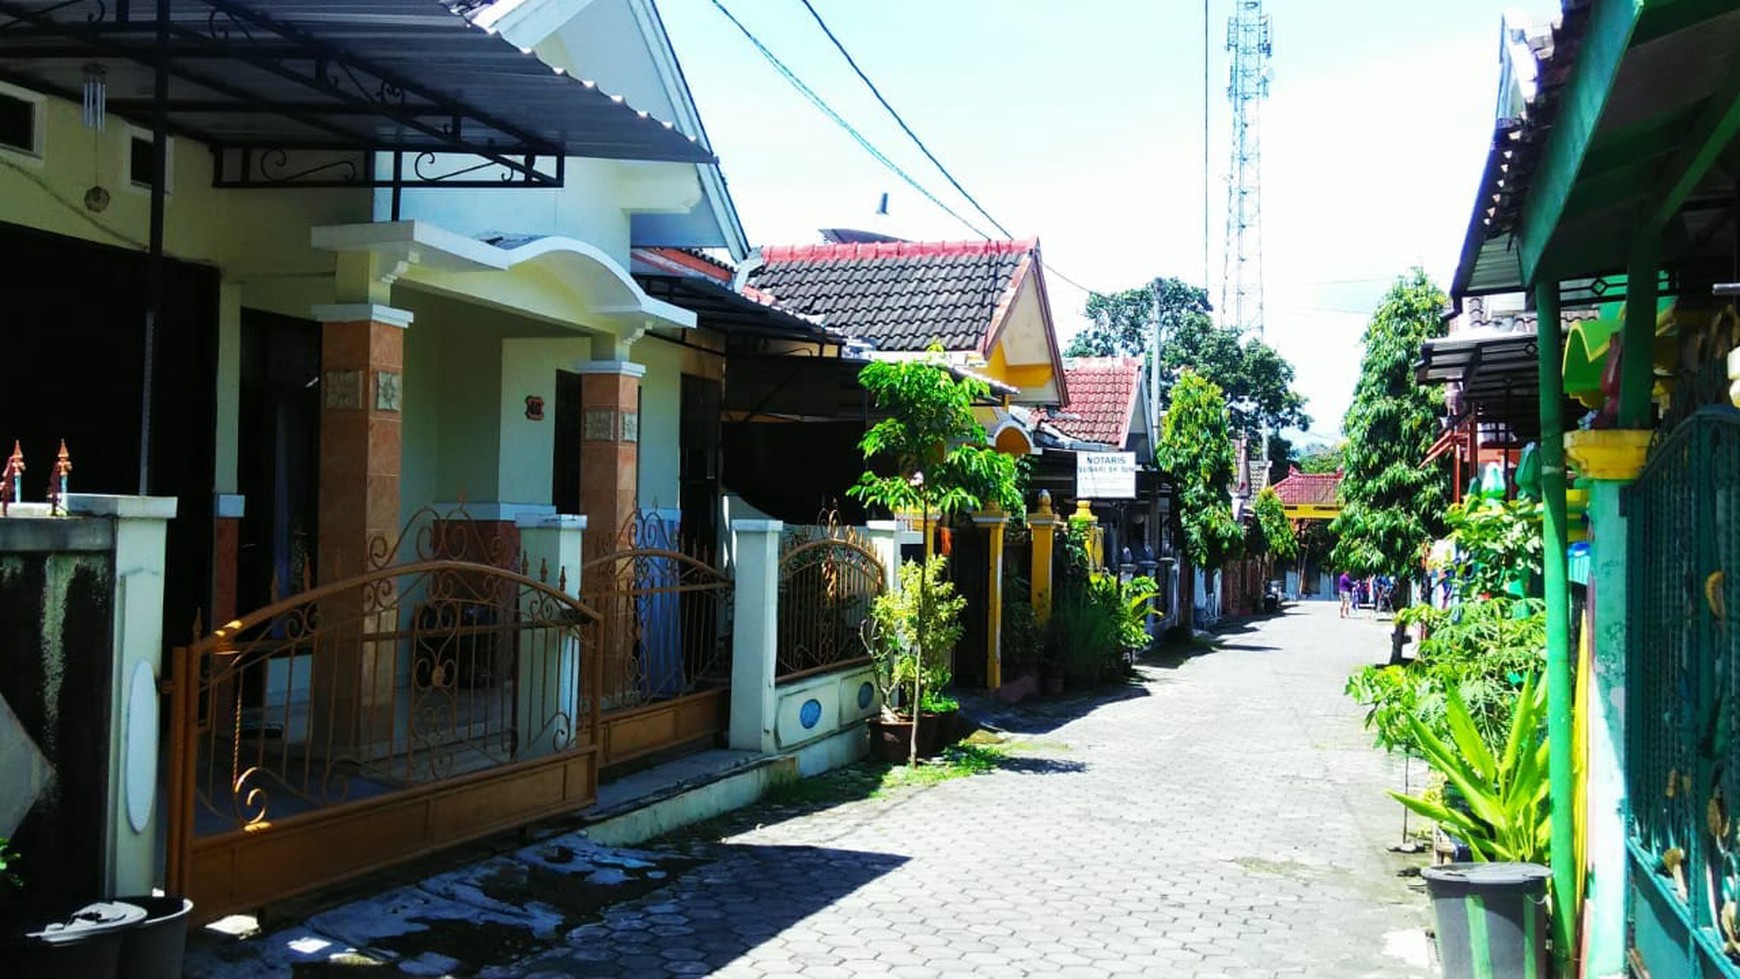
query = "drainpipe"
xmin=1535 ymin=278 xmax=1575 ymax=974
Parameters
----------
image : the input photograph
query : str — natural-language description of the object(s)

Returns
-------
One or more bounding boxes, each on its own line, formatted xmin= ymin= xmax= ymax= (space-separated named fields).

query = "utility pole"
xmin=1220 ymin=0 xmax=1272 ymax=340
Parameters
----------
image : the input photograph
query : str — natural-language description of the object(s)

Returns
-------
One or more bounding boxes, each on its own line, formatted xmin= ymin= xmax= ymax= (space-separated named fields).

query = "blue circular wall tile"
xmin=857 ymin=682 xmax=874 ymax=710
xmin=799 ymin=698 xmax=823 ymax=729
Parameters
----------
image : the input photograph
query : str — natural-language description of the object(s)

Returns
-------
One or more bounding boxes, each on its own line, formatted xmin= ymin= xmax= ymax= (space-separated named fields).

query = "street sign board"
xmin=1076 ymin=452 xmax=1136 ymax=499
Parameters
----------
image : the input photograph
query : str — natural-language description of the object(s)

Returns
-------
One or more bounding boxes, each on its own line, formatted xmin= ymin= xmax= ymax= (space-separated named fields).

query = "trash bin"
xmin=4 ymin=899 xmax=147 ymax=979
xmin=115 ymin=895 xmax=194 ymax=979
xmin=1422 ymin=862 xmax=1551 ymax=979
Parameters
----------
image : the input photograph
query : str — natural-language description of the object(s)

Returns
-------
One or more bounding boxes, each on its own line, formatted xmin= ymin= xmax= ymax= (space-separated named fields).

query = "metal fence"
xmin=1626 ymin=407 xmax=1740 ymax=971
xmin=777 ymin=524 xmax=883 ymax=681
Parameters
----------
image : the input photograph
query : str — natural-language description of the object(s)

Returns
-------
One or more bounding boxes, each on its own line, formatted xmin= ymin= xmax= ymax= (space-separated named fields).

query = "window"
xmin=0 ymin=89 xmax=40 ymax=156
xmin=126 ymin=130 xmax=172 ymax=192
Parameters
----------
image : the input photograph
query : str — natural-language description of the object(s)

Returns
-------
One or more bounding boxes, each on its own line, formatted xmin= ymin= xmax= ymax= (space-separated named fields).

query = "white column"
xmin=865 ymin=519 xmax=900 ymax=593
xmin=729 ymin=519 xmax=782 ymax=753
xmin=514 ymin=512 xmax=586 ymax=758
xmin=66 ymin=493 xmax=177 ymax=897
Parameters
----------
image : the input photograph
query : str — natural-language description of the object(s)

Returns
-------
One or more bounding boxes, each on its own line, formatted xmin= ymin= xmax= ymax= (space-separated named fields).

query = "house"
xmin=1040 ymin=356 xmax=1172 ymax=620
xmin=1442 ymin=2 xmax=1740 ymax=975
xmin=0 ymin=0 xmax=867 ymax=924
xmin=732 ymin=236 xmax=1072 ymax=689
xmin=1269 ymin=466 xmax=1339 ymax=597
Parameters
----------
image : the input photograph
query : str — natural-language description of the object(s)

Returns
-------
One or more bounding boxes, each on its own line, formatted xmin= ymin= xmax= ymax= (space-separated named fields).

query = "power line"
xmin=797 ymin=0 xmax=1013 ymax=239
xmin=786 ymin=0 xmax=1108 ymax=297
xmin=705 ymin=0 xmax=991 ymax=239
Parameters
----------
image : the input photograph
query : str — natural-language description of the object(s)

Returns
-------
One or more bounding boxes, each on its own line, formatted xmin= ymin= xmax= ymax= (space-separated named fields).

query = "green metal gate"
xmin=1627 ymin=408 xmax=1740 ymax=977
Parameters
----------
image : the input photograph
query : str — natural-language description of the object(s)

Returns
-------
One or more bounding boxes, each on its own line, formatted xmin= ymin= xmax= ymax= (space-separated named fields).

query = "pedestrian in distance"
xmin=1338 ymin=570 xmax=1353 ymax=619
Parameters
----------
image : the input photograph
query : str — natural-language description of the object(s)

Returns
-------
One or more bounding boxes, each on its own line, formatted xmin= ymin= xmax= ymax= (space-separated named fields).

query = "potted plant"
xmin=847 ymin=351 xmax=1021 ymax=765
xmin=864 ymin=555 xmax=967 ymax=761
xmin=1392 ymin=674 xmax=1553 ymax=978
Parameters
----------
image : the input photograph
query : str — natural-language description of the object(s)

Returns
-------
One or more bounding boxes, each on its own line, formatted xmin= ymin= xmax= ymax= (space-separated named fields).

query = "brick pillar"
xmin=314 ymin=305 xmax=410 ymax=581
xmin=573 ymin=360 xmax=644 ymax=545
xmin=211 ymin=493 xmax=244 ymax=625
xmin=310 ymin=303 xmax=411 ymax=759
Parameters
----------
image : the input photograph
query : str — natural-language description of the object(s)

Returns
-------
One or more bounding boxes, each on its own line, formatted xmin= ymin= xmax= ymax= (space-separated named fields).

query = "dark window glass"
xmin=130 ymin=136 xmax=156 ymax=186
xmin=0 ymin=93 xmax=35 ymax=152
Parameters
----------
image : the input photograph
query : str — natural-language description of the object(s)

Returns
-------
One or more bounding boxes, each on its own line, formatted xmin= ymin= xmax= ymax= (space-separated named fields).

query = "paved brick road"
xmin=500 ymin=600 xmax=1437 ymax=978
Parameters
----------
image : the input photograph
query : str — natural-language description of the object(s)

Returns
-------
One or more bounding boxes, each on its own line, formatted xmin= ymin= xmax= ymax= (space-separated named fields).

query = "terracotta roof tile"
xmin=1048 ymin=357 xmax=1140 ymax=446
xmin=746 ymin=238 xmax=1037 ymax=351
xmin=1271 ymin=467 xmax=1342 ymax=507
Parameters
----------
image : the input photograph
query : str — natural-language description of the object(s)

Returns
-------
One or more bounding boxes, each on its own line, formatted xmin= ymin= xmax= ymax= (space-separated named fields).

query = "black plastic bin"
xmin=115 ymin=895 xmax=193 ymax=979
xmin=1422 ymin=862 xmax=1551 ymax=979
xmin=3 ymin=899 xmax=147 ymax=979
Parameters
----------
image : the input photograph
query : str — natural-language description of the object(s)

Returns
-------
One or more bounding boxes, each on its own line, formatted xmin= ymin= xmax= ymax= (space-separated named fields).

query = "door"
xmin=236 ymin=311 xmax=320 ymax=611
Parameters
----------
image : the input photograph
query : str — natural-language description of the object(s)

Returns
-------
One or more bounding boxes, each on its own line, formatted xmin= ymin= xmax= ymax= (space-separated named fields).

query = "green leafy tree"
xmin=1331 ymin=269 xmax=1450 ymax=661
xmin=1156 ymin=370 xmax=1244 ymax=631
xmin=1065 ymin=277 xmax=1308 ymax=440
xmin=1299 ymin=444 xmax=1346 ymax=474
xmin=1252 ymin=486 xmax=1298 ymax=562
xmin=1160 ymin=315 xmax=1310 ymax=438
xmin=849 ymin=352 xmax=1021 ymax=763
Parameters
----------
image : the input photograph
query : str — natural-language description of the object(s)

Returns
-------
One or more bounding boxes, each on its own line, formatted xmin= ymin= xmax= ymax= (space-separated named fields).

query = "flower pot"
xmin=868 ymin=709 xmax=962 ymax=762
xmin=115 ymin=895 xmax=193 ymax=979
xmin=1421 ymin=862 xmax=1550 ymax=979
xmin=1563 ymin=428 xmax=1650 ymax=482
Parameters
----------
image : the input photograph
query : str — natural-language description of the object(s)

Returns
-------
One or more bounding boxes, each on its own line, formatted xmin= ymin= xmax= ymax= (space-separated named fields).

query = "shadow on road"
xmin=960 ymin=680 xmax=1151 ymax=737
xmin=494 ymin=842 xmax=910 ymax=977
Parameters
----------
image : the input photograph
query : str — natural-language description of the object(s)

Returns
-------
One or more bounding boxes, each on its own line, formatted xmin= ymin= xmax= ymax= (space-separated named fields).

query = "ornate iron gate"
xmin=580 ymin=511 xmax=733 ymax=769
xmin=1627 ymin=408 xmax=1740 ymax=974
xmin=166 ymin=513 xmax=601 ymax=924
xmin=777 ymin=526 xmax=884 ymax=681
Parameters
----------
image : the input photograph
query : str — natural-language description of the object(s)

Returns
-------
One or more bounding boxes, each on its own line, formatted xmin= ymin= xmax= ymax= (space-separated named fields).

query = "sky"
xmin=656 ymin=0 xmax=1561 ymax=441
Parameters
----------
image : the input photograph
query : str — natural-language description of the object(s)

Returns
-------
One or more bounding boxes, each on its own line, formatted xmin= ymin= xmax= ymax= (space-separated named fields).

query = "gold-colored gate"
xmin=165 ymin=517 xmax=601 ymax=924
xmin=581 ymin=512 xmax=734 ymax=769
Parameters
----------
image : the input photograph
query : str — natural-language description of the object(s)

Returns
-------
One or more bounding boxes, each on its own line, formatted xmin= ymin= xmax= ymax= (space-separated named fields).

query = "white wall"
xmin=499 ymin=336 xmax=593 ymax=505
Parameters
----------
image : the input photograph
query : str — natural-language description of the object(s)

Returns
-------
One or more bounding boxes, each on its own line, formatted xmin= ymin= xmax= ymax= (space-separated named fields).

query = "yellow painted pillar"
xmin=972 ymin=505 xmax=1009 ymax=690
xmin=1029 ymin=491 xmax=1062 ymax=623
xmin=1071 ymin=499 xmax=1102 ymax=569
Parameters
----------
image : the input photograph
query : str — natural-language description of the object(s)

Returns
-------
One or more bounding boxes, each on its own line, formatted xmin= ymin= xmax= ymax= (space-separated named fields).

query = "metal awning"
xmin=0 ymin=0 xmax=714 ymax=190
xmin=1453 ymin=2 xmax=1740 ymax=297
xmin=1417 ymin=330 xmax=1546 ymax=441
xmin=635 ymin=273 xmax=846 ymax=348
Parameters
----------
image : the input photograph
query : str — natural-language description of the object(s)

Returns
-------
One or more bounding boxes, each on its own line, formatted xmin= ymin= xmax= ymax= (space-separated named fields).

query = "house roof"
xmin=745 ymin=239 xmax=1036 ymax=352
xmin=1049 ymin=358 xmax=1141 ymax=447
xmin=0 ymin=0 xmax=714 ymax=175
xmin=1272 ymin=468 xmax=1342 ymax=508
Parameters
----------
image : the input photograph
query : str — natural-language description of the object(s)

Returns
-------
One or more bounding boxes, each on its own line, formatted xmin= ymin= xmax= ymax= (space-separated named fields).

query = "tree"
xmin=1159 ymin=314 xmax=1309 ymax=437
xmin=1330 ymin=268 xmax=1451 ymax=661
xmin=1156 ymin=370 xmax=1245 ymax=632
xmin=1064 ymin=278 xmax=1211 ymax=358
xmin=1065 ymin=276 xmax=1309 ymax=439
xmin=1252 ymin=486 xmax=1298 ymax=564
xmin=1299 ymin=444 xmax=1345 ymax=474
xmin=849 ymin=352 xmax=1022 ymax=764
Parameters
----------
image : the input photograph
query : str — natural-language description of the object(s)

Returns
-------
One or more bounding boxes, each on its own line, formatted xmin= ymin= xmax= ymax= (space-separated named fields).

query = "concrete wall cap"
xmin=572 ymin=360 xmax=648 ymax=379
xmin=65 ymin=494 xmax=178 ymax=520
xmin=732 ymin=518 xmax=784 ymax=533
xmin=311 ymin=303 xmax=414 ymax=328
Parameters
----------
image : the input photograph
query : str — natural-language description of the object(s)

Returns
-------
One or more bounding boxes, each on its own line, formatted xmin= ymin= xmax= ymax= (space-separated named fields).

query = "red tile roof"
xmin=1271 ymin=467 xmax=1342 ymax=507
xmin=747 ymin=238 xmax=1039 ymax=352
xmin=1049 ymin=357 xmax=1141 ymax=447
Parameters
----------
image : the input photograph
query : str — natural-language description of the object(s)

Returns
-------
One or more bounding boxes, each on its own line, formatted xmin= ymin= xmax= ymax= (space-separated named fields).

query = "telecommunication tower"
xmin=1220 ymin=0 xmax=1272 ymax=338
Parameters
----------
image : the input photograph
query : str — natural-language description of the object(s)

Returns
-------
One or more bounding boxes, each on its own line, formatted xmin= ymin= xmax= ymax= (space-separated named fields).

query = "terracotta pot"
xmin=868 ymin=709 xmax=962 ymax=761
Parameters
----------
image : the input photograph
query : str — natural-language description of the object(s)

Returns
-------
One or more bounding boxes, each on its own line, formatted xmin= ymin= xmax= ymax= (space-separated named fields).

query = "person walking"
xmin=1338 ymin=570 xmax=1353 ymax=619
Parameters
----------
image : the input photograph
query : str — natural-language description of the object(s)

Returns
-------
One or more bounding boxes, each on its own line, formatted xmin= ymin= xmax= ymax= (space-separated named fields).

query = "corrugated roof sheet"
xmin=746 ymin=239 xmax=1034 ymax=352
xmin=1049 ymin=357 xmax=1140 ymax=447
xmin=0 ymin=0 xmax=713 ymax=166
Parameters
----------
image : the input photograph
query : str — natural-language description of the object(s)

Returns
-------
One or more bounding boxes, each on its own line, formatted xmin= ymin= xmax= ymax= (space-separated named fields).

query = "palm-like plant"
xmin=1390 ymin=672 xmax=1550 ymax=864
